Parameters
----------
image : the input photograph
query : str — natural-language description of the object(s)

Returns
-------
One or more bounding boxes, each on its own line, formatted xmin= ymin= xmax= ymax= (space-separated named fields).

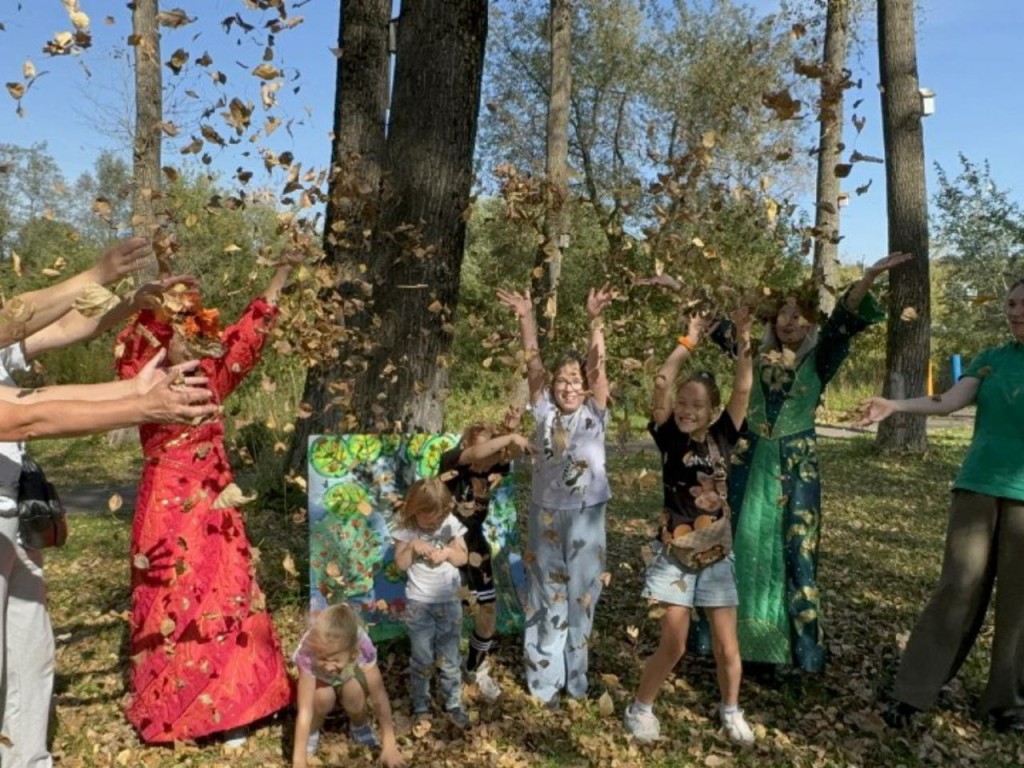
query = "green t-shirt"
xmin=955 ymin=342 xmax=1024 ymax=501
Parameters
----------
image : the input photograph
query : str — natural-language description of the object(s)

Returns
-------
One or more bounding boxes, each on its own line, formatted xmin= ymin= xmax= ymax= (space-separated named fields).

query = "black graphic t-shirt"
xmin=439 ymin=447 xmax=511 ymax=528
xmin=648 ymin=412 xmax=742 ymax=541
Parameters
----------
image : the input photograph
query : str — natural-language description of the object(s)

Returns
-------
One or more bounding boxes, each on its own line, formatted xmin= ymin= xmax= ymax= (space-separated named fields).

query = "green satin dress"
xmin=727 ymin=293 xmax=883 ymax=672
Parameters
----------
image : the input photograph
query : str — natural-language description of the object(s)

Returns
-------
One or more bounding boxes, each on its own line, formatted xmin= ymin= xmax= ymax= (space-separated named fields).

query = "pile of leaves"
xmin=44 ymin=429 xmax=1024 ymax=767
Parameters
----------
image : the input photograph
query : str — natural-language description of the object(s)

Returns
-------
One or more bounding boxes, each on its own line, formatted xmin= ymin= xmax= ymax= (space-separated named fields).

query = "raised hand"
xmin=587 ymin=284 xmax=614 ymax=319
xmin=730 ymin=305 xmax=753 ymax=339
xmin=866 ymin=252 xmax=913 ymax=277
xmin=94 ymin=237 xmax=154 ymax=284
xmin=496 ymin=288 xmax=533 ymax=319
xmin=130 ymin=275 xmax=198 ymax=313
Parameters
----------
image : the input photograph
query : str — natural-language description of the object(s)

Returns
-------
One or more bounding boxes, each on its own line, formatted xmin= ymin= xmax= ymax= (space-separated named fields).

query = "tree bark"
xmin=288 ymin=0 xmax=390 ymax=472
xmin=348 ymin=0 xmax=488 ymax=433
xmin=531 ymin=0 xmax=572 ymax=348
xmin=812 ymin=0 xmax=848 ymax=316
xmin=876 ymin=0 xmax=931 ymax=451
xmin=290 ymin=0 xmax=488 ymax=459
xmin=131 ymin=0 xmax=164 ymax=271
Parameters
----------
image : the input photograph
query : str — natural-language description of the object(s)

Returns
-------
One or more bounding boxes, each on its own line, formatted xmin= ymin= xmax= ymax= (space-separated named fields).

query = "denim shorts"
xmin=641 ymin=543 xmax=738 ymax=608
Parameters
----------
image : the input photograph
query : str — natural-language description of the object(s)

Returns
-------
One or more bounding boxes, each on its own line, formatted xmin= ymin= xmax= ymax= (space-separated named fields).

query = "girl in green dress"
xmin=729 ymin=252 xmax=911 ymax=672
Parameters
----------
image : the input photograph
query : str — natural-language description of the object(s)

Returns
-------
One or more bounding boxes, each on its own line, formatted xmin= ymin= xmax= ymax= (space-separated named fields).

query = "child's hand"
xmin=94 ymin=237 xmax=154 ymax=284
xmin=380 ymin=744 xmax=406 ymax=768
xmin=411 ymin=539 xmax=433 ymax=558
xmin=502 ymin=404 xmax=524 ymax=433
xmin=496 ymin=288 xmax=532 ymax=318
xmin=730 ymin=305 xmax=753 ymax=338
xmin=586 ymin=284 xmax=614 ymax=318
xmin=686 ymin=312 xmax=710 ymax=343
xmin=427 ymin=547 xmax=450 ymax=565
xmin=508 ymin=433 xmax=533 ymax=455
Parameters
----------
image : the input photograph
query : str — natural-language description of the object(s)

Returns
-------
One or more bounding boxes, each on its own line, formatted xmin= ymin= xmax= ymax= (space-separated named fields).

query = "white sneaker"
xmin=307 ymin=729 xmax=320 ymax=755
xmin=623 ymin=703 xmax=660 ymax=743
xmin=475 ymin=663 xmax=502 ymax=702
xmin=720 ymin=706 xmax=755 ymax=746
xmin=222 ymin=727 xmax=248 ymax=748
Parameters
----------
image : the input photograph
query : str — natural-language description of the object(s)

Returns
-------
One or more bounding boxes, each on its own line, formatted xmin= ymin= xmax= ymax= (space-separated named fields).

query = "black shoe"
xmin=881 ymin=700 xmax=919 ymax=728
xmin=994 ymin=711 xmax=1024 ymax=733
xmin=446 ymin=706 xmax=472 ymax=730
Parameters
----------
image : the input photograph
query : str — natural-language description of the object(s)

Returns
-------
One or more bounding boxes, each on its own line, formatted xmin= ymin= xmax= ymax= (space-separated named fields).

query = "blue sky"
xmin=1 ymin=1 xmax=1021 ymax=267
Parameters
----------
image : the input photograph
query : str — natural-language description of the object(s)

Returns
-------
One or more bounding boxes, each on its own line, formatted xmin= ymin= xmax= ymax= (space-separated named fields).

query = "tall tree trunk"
xmin=131 ymin=0 xmax=165 ymax=272
xmin=288 ymin=0 xmax=390 ymax=472
xmin=531 ymin=0 xmax=571 ymax=349
xmin=812 ymin=0 xmax=848 ymax=316
xmin=347 ymin=0 xmax=488 ymax=433
xmin=876 ymin=0 xmax=930 ymax=451
xmin=290 ymin=0 xmax=488 ymax=462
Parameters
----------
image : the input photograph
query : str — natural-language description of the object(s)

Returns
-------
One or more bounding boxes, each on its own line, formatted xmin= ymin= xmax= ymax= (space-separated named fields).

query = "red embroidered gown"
xmin=115 ymin=297 xmax=292 ymax=743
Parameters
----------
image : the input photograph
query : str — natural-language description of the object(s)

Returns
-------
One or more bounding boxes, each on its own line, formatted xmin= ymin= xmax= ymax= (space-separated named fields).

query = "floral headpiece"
xmin=160 ymin=283 xmax=224 ymax=358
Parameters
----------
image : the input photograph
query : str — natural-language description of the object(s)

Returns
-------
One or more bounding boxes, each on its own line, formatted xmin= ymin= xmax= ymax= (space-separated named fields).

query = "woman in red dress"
xmin=114 ymin=259 xmax=296 ymax=744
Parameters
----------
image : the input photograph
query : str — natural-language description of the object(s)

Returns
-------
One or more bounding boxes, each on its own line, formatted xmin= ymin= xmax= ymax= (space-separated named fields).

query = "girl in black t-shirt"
xmin=439 ymin=411 xmax=531 ymax=701
xmin=623 ymin=307 xmax=756 ymax=746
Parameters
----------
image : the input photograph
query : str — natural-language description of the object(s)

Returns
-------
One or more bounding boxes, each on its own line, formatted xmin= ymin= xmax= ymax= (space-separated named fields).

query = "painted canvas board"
xmin=307 ymin=433 xmax=525 ymax=641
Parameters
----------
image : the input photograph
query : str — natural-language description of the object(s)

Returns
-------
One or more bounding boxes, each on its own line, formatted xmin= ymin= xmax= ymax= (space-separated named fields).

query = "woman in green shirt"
xmin=860 ymin=279 xmax=1024 ymax=732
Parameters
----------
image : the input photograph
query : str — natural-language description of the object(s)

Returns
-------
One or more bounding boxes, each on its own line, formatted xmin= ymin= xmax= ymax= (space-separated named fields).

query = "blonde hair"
xmin=398 ymin=476 xmax=453 ymax=529
xmin=460 ymin=422 xmax=497 ymax=447
xmin=308 ymin=602 xmax=360 ymax=660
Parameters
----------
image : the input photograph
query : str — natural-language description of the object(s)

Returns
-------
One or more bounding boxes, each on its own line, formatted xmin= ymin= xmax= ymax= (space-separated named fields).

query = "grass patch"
xmin=44 ymin=424 xmax=1024 ymax=767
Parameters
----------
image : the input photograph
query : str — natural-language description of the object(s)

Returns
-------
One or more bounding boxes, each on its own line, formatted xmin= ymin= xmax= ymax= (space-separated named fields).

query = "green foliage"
xmin=931 ymin=155 xmax=1024 ymax=367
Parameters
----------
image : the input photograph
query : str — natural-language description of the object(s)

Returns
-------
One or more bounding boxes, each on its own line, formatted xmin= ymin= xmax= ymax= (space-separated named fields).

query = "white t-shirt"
xmin=0 ymin=343 xmax=29 ymax=516
xmin=392 ymin=513 xmax=467 ymax=603
xmin=529 ymin=389 xmax=610 ymax=510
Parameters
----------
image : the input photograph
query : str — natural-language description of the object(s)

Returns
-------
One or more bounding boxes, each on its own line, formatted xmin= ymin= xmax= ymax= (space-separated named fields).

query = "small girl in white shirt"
xmin=392 ymin=477 xmax=471 ymax=728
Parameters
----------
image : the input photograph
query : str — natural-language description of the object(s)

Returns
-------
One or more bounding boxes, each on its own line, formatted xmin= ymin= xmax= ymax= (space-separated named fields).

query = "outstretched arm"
xmin=845 ymin=252 xmax=913 ymax=312
xmin=263 ymin=251 xmax=302 ymax=306
xmin=364 ymin=664 xmax=406 ymax=768
xmin=0 ymin=354 xmax=215 ymax=441
xmin=652 ymin=313 xmax=705 ymax=427
xmin=585 ymin=285 xmax=613 ymax=411
xmin=496 ymin=288 xmax=546 ymax=405
xmin=724 ymin=306 xmax=754 ymax=430
xmin=291 ymin=671 xmax=317 ymax=768
xmin=24 ymin=275 xmax=195 ymax=359
xmin=457 ymin=432 xmax=531 ymax=465
xmin=0 ymin=238 xmax=153 ymax=348
xmin=858 ymin=375 xmax=979 ymax=425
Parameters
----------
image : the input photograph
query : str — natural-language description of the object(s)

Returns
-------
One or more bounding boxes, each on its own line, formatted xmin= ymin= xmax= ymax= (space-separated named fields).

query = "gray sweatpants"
xmin=0 ymin=513 xmax=54 ymax=768
xmin=893 ymin=490 xmax=1024 ymax=718
xmin=523 ymin=502 xmax=606 ymax=703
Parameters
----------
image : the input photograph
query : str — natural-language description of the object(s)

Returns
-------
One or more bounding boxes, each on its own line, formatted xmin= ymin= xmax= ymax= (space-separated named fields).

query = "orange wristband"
xmin=678 ymin=335 xmax=696 ymax=352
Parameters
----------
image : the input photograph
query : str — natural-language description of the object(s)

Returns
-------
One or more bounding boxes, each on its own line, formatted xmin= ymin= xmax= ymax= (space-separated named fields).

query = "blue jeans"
xmin=405 ymin=599 xmax=463 ymax=713
xmin=523 ymin=501 xmax=607 ymax=702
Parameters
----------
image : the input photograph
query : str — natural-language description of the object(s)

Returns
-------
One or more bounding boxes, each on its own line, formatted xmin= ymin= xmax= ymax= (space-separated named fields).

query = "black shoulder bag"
xmin=18 ymin=455 xmax=68 ymax=549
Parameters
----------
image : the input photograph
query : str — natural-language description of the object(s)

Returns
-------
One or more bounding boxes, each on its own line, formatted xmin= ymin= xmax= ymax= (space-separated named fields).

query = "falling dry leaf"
xmin=212 ymin=483 xmax=256 ymax=509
